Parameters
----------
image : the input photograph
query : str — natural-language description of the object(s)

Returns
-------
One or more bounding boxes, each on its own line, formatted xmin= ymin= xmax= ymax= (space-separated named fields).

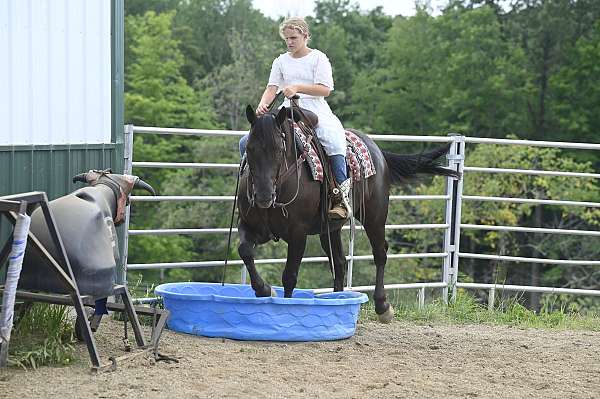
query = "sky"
xmin=251 ymin=0 xmax=447 ymax=19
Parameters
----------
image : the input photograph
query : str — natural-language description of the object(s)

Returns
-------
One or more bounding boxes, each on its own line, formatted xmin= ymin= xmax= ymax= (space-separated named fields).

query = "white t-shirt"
xmin=267 ymin=49 xmax=346 ymax=156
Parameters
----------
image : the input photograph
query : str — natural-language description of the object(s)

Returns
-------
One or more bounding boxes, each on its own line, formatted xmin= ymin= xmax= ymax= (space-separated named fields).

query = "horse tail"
xmin=382 ymin=143 xmax=461 ymax=184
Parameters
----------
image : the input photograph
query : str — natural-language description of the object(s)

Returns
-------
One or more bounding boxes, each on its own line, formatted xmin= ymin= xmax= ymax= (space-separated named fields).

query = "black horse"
xmin=238 ymin=105 xmax=460 ymax=322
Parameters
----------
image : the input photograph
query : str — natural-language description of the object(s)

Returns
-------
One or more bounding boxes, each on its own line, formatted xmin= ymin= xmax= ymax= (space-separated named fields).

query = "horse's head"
xmin=245 ymin=105 xmax=288 ymax=208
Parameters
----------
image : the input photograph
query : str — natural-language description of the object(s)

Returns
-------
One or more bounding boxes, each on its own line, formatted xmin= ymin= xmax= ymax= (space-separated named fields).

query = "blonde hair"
xmin=279 ymin=17 xmax=311 ymax=41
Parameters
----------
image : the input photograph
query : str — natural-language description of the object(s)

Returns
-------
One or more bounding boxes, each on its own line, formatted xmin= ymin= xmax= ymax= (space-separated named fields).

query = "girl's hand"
xmin=282 ymin=85 xmax=298 ymax=98
xmin=256 ymin=102 xmax=270 ymax=115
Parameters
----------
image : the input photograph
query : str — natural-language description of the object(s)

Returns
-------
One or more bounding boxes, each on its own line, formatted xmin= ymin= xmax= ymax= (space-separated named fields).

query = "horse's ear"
xmin=246 ymin=105 xmax=256 ymax=125
xmin=275 ymin=106 xmax=287 ymax=126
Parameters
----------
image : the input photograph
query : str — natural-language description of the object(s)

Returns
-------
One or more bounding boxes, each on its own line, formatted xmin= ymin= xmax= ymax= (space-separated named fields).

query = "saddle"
xmin=285 ymin=106 xmax=318 ymax=129
xmin=290 ymin=125 xmax=376 ymax=184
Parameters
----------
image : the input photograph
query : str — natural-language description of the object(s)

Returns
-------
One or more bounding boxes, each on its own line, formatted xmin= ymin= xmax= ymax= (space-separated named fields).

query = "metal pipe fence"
xmin=123 ymin=124 xmax=600 ymax=307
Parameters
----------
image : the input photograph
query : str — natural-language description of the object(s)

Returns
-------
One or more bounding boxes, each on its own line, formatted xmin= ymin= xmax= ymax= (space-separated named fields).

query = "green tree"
xmin=503 ymin=0 xmax=600 ymax=141
xmin=372 ymin=9 xmax=441 ymax=134
xmin=119 ymin=0 xmax=600 ymax=301
xmin=201 ymin=29 xmax=280 ymax=130
xmin=399 ymin=141 xmax=600 ymax=309
xmin=125 ymin=0 xmax=179 ymax=16
xmin=433 ymin=5 xmax=529 ymax=136
xmin=552 ymin=21 xmax=600 ymax=145
xmin=174 ymin=0 xmax=275 ymax=84
xmin=309 ymin=1 xmax=393 ymax=122
xmin=124 ymin=10 xmax=220 ymax=272
xmin=366 ymin=5 xmax=529 ymax=139
xmin=126 ymin=11 xmax=217 ymax=129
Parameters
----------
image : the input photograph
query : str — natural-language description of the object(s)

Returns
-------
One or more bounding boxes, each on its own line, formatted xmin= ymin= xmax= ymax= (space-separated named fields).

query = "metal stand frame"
xmin=0 ymin=192 xmax=168 ymax=370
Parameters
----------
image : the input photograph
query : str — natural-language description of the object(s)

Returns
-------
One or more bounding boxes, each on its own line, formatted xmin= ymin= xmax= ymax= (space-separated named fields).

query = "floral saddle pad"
xmin=293 ymin=124 xmax=376 ymax=182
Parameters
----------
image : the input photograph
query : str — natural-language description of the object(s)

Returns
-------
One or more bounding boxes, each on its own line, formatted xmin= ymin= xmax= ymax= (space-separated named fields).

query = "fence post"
xmin=418 ymin=287 xmax=425 ymax=310
xmin=119 ymin=124 xmax=134 ymax=286
xmin=442 ymin=134 xmax=465 ymax=303
xmin=488 ymin=287 xmax=496 ymax=311
xmin=241 ymin=266 xmax=247 ymax=284
xmin=346 ymin=210 xmax=356 ymax=289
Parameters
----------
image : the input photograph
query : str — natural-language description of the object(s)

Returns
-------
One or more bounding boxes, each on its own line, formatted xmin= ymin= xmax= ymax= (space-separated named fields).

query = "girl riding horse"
xmin=241 ymin=16 xmax=351 ymax=219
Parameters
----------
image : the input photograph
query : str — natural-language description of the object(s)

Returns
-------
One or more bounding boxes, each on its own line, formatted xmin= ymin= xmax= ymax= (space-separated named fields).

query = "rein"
xmin=242 ymin=95 xmax=339 ymax=277
xmin=221 ymin=157 xmax=243 ymax=285
xmin=246 ymin=95 xmax=314 ymax=214
xmin=272 ymin=98 xmax=304 ymax=211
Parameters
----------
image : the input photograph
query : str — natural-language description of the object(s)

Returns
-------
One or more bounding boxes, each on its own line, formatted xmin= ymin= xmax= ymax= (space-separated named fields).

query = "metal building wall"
xmin=0 ymin=0 xmax=123 ymax=199
xmin=0 ymin=0 xmax=112 ymax=145
xmin=0 ymin=143 xmax=121 ymax=199
xmin=0 ymin=0 xmax=124 ymax=257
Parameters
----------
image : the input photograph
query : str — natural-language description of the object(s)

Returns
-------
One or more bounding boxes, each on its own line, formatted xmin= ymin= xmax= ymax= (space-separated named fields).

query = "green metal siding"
xmin=0 ymin=144 xmax=123 ymax=241
xmin=0 ymin=144 xmax=122 ymax=198
xmin=0 ymin=144 xmax=122 ymax=199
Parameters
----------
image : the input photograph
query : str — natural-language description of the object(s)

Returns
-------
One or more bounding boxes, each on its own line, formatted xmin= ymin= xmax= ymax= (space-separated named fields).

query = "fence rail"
xmin=462 ymin=195 xmax=600 ymax=208
xmin=124 ymin=125 xmax=600 ymax=307
xmin=127 ymin=252 xmax=449 ymax=271
xmin=464 ymin=166 xmax=600 ymax=179
xmin=128 ymin=223 xmax=449 ymax=236
xmin=133 ymin=162 xmax=239 ymax=169
xmin=461 ymin=224 xmax=600 ymax=237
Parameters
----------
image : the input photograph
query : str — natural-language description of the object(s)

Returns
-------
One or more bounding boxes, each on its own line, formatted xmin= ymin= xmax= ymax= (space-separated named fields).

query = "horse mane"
xmin=250 ymin=113 xmax=280 ymax=147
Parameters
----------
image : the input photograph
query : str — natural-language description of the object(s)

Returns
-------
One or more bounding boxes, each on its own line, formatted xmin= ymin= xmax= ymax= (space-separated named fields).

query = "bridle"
xmin=242 ymin=95 xmax=339 ymax=278
xmin=245 ymin=94 xmax=308 ymax=214
xmin=245 ymin=113 xmax=286 ymax=208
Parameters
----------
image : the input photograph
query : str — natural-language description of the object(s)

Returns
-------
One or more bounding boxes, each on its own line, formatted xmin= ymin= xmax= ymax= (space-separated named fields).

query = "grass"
xmin=8 ymin=303 xmax=77 ymax=370
xmin=118 ymin=274 xmax=162 ymax=326
xmin=359 ymin=290 xmax=600 ymax=331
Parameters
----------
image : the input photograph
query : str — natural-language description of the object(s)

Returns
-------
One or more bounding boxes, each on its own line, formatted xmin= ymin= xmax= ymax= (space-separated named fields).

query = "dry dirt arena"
xmin=2 ymin=316 xmax=600 ymax=399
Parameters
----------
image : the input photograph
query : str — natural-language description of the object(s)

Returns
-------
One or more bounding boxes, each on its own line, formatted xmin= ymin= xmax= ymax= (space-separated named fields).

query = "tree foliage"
xmin=123 ymin=1 xmax=600 ymax=308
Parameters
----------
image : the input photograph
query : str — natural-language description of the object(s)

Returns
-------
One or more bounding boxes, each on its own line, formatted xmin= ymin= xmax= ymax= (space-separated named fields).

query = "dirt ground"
xmin=1 ymin=316 xmax=600 ymax=399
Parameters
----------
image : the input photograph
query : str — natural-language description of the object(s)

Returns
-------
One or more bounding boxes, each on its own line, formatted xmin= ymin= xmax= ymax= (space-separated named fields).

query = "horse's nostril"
xmin=254 ymin=191 xmax=274 ymax=208
xmin=256 ymin=199 xmax=273 ymax=209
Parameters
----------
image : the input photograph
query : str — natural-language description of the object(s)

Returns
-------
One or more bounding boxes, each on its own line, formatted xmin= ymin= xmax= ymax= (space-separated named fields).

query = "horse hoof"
xmin=253 ymin=285 xmax=274 ymax=297
xmin=377 ymin=305 xmax=394 ymax=324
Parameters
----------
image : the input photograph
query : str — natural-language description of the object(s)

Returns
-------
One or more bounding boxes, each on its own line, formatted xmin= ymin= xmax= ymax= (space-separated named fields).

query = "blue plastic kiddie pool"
xmin=154 ymin=282 xmax=368 ymax=341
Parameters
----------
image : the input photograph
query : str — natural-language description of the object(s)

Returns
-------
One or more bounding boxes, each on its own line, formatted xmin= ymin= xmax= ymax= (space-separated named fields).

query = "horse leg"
xmin=319 ymin=230 xmax=346 ymax=292
xmin=363 ymin=216 xmax=394 ymax=323
xmin=282 ymin=235 xmax=307 ymax=298
xmin=238 ymin=221 xmax=273 ymax=297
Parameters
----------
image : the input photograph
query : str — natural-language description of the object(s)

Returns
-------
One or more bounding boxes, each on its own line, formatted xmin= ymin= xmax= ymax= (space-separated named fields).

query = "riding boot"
xmin=328 ymin=178 xmax=352 ymax=219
